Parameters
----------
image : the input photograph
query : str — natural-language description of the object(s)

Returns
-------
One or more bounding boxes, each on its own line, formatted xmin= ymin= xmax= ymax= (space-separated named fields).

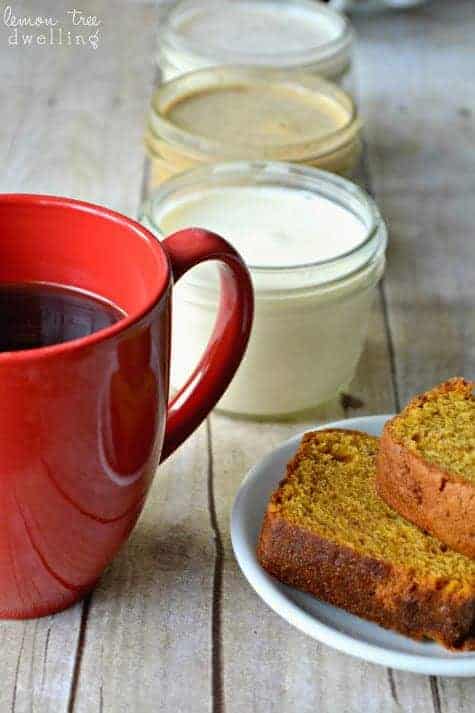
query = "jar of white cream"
xmin=141 ymin=162 xmax=387 ymax=418
xmin=158 ymin=0 xmax=354 ymax=87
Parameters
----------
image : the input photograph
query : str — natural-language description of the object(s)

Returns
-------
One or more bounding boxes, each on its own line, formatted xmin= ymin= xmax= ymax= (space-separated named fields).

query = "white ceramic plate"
xmin=231 ymin=415 xmax=475 ymax=676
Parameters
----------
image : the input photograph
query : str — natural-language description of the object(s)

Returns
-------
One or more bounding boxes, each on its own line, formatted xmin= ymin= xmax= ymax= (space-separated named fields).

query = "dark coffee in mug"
xmin=0 ymin=282 xmax=125 ymax=351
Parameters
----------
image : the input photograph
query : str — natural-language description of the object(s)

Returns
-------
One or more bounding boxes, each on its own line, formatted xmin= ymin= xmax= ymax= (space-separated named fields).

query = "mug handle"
xmin=159 ymin=228 xmax=254 ymax=462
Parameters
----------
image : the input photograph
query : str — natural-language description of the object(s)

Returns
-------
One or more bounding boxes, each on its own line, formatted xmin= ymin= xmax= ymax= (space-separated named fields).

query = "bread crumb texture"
xmin=272 ymin=429 xmax=475 ymax=586
xmin=390 ymin=377 xmax=474 ymax=480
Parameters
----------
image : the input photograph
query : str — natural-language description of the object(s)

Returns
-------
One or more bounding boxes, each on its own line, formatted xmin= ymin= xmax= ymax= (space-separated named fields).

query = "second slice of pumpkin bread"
xmin=377 ymin=378 xmax=475 ymax=559
xmin=258 ymin=429 xmax=475 ymax=650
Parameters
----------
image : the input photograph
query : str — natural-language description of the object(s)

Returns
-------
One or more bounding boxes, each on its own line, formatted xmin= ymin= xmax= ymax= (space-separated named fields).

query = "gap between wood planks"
xmin=67 ymin=594 xmax=93 ymax=713
xmin=66 ymin=145 xmax=154 ymax=713
xmin=206 ymin=419 xmax=225 ymax=713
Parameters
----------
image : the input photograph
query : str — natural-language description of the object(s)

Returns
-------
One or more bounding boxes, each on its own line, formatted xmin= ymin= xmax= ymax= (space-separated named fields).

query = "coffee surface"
xmin=0 ymin=282 xmax=125 ymax=352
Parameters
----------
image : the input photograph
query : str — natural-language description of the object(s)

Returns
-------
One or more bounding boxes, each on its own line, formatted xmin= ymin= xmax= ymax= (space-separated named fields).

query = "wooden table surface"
xmin=0 ymin=0 xmax=474 ymax=711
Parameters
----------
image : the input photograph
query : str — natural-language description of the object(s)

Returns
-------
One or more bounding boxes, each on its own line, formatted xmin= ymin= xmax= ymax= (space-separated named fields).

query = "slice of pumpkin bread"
xmin=377 ymin=378 xmax=475 ymax=559
xmin=258 ymin=429 xmax=475 ymax=650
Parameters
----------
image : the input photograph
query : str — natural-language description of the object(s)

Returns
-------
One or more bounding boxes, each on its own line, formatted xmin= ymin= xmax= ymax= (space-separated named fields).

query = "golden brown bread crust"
xmin=257 ymin=427 xmax=475 ymax=651
xmin=376 ymin=378 xmax=475 ymax=559
xmin=258 ymin=511 xmax=475 ymax=650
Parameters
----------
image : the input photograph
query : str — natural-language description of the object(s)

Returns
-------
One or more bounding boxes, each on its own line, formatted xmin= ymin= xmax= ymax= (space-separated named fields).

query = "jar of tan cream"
xmin=158 ymin=0 xmax=354 ymax=87
xmin=141 ymin=162 xmax=387 ymax=418
xmin=145 ymin=67 xmax=361 ymax=187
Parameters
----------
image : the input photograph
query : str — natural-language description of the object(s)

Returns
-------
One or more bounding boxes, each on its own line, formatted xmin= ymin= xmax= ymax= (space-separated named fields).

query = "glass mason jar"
xmin=145 ymin=67 xmax=362 ymax=189
xmin=140 ymin=161 xmax=387 ymax=419
xmin=157 ymin=0 xmax=355 ymax=88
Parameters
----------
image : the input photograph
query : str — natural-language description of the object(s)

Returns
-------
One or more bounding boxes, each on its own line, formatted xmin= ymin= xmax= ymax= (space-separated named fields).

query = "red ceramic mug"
xmin=0 ymin=194 xmax=253 ymax=619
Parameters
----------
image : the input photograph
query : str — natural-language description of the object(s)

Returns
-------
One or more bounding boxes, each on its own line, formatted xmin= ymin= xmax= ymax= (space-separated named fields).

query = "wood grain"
xmin=0 ymin=608 xmax=81 ymax=713
xmin=72 ymin=425 xmax=214 ymax=713
xmin=354 ymin=0 xmax=475 ymax=406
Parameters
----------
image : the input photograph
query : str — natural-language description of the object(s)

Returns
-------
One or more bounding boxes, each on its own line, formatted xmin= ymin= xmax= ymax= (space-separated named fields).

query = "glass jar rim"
xmin=147 ymin=67 xmax=361 ymax=163
xmin=141 ymin=161 xmax=387 ymax=290
xmin=159 ymin=0 xmax=354 ymax=71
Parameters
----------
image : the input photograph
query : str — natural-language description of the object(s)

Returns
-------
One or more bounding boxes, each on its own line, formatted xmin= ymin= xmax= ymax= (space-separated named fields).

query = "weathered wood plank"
xmin=73 ymin=424 xmax=214 ymax=713
xmin=210 ymin=2 xmax=475 ymax=711
xmin=0 ymin=0 xmax=156 ymax=212
xmin=0 ymin=1 xmax=158 ymax=710
xmin=355 ymin=1 xmax=475 ymax=709
xmin=355 ymin=0 xmax=475 ymax=404
xmin=64 ymin=3 xmax=216 ymax=710
xmin=0 ymin=608 xmax=82 ymax=713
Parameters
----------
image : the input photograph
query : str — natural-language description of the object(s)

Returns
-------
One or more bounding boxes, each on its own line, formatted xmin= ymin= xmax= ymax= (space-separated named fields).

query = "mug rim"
xmin=0 ymin=193 xmax=171 ymax=362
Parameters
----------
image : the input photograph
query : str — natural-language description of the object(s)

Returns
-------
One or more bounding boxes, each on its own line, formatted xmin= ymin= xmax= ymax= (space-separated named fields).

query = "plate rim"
xmin=230 ymin=414 xmax=475 ymax=676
